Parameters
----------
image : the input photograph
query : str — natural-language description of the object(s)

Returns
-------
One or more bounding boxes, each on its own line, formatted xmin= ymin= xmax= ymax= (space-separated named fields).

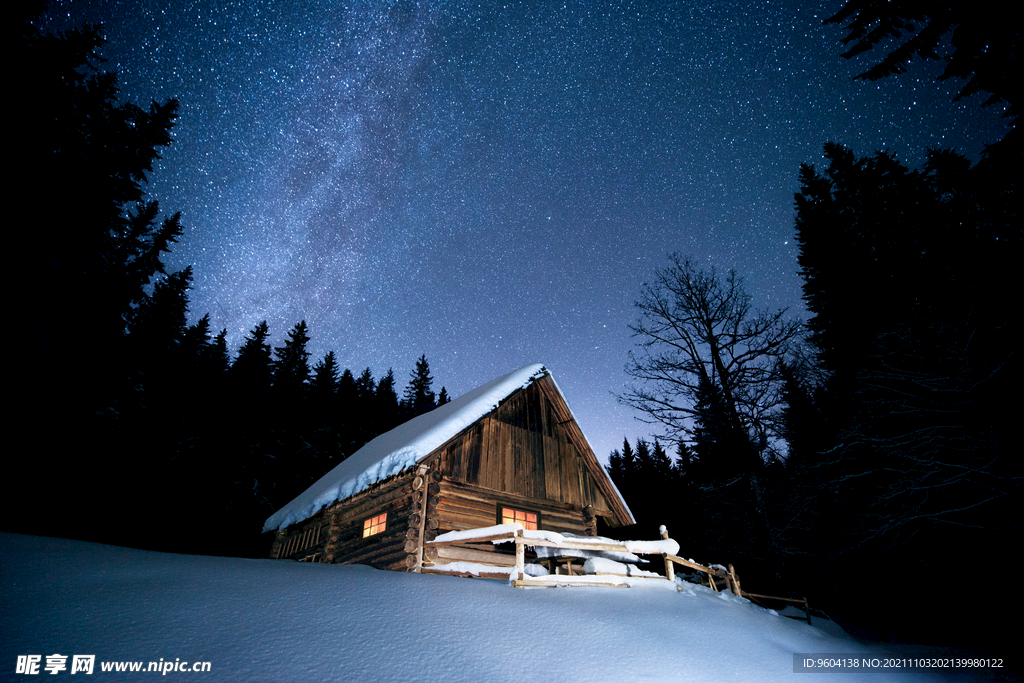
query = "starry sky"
xmin=42 ymin=0 xmax=1010 ymax=462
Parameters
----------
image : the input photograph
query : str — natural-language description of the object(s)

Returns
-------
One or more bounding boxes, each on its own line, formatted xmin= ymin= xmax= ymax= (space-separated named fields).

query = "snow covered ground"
xmin=0 ymin=532 xmax=1008 ymax=681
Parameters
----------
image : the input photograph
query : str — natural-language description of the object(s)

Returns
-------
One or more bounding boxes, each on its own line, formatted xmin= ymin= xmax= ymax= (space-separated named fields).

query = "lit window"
xmin=501 ymin=507 xmax=538 ymax=530
xmin=363 ymin=513 xmax=387 ymax=537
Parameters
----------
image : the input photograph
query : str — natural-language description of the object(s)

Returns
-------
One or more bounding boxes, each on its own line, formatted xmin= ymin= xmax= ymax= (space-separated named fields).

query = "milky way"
xmin=42 ymin=0 xmax=1011 ymax=461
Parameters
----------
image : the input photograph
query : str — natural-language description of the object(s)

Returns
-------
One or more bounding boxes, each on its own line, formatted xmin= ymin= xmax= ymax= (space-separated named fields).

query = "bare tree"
xmin=620 ymin=255 xmax=804 ymax=585
xmin=620 ymin=254 xmax=802 ymax=463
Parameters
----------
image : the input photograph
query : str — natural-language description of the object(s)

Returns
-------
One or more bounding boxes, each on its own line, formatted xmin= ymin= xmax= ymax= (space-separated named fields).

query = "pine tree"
xmin=611 ymin=437 xmax=638 ymax=506
xmin=795 ymin=143 xmax=1019 ymax=535
xmin=374 ymin=369 xmax=400 ymax=434
xmin=826 ymin=0 xmax=1020 ymax=119
xmin=311 ymin=351 xmax=341 ymax=396
xmin=209 ymin=329 xmax=231 ymax=375
xmin=673 ymin=442 xmax=695 ymax=479
xmin=128 ymin=267 xmax=192 ymax=350
xmin=607 ymin=448 xmax=624 ymax=482
xmin=355 ymin=368 xmax=376 ymax=401
xmin=337 ymin=368 xmax=360 ymax=452
xmin=179 ymin=312 xmax=214 ymax=404
xmin=308 ymin=351 xmax=341 ymax=428
xmin=10 ymin=6 xmax=182 ymax=420
xmin=403 ymin=354 xmax=437 ymax=418
xmin=620 ymin=438 xmax=636 ymax=482
xmin=338 ymin=368 xmax=358 ymax=409
xmin=635 ymin=438 xmax=654 ymax=477
xmin=777 ymin=361 xmax=822 ymax=469
xmin=182 ymin=313 xmax=213 ymax=364
xmin=124 ymin=267 xmax=193 ymax=408
xmin=651 ymin=439 xmax=673 ymax=479
xmin=272 ymin=320 xmax=311 ymax=397
xmin=437 ymin=387 xmax=451 ymax=406
xmin=232 ymin=321 xmax=272 ymax=404
xmin=350 ymin=367 xmax=377 ymax=446
xmin=118 ymin=201 xmax=185 ymax=333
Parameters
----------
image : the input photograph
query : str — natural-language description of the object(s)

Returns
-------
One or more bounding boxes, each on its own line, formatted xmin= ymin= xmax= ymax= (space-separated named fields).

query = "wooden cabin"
xmin=264 ymin=363 xmax=634 ymax=573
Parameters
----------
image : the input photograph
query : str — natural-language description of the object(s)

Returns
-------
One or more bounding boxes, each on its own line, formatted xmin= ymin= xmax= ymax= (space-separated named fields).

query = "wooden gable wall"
xmin=431 ymin=375 xmax=622 ymax=522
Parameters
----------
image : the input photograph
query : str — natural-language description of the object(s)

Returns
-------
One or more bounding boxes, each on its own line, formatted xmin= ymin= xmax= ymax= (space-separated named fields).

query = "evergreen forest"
xmin=5 ymin=0 xmax=1019 ymax=655
xmin=5 ymin=5 xmax=450 ymax=560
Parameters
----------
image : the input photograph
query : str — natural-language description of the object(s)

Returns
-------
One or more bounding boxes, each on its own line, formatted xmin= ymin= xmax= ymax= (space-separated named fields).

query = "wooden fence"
xmin=422 ymin=523 xmax=813 ymax=622
xmin=424 ymin=525 xmax=670 ymax=587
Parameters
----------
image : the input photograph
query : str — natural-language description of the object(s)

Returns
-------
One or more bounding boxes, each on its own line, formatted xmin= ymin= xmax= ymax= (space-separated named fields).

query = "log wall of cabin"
xmin=421 ymin=477 xmax=598 ymax=569
xmin=434 ymin=478 xmax=592 ymax=534
xmin=318 ymin=470 xmax=439 ymax=571
xmin=433 ymin=378 xmax=614 ymax=517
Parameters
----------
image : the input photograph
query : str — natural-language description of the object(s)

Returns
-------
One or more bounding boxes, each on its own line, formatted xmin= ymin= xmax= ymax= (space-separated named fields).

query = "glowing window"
xmin=501 ymin=507 xmax=538 ymax=530
xmin=362 ymin=513 xmax=387 ymax=537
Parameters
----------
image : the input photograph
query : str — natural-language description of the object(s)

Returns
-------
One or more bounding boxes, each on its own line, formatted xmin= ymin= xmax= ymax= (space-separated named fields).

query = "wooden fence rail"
xmin=423 ymin=523 xmax=813 ymax=622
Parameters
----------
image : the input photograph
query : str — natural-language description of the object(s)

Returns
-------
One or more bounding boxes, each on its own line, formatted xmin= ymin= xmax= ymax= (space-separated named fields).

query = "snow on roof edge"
xmin=263 ymin=363 xmax=548 ymax=532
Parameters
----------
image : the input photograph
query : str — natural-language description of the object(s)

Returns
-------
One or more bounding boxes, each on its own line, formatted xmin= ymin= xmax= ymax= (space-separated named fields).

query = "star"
xmin=39 ymin=0 xmax=1012 ymax=459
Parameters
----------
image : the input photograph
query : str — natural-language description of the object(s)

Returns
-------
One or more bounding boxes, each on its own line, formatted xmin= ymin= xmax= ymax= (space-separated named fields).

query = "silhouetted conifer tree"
xmin=336 ymin=367 xmax=356 ymax=413
xmin=9 ymin=5 xmax=182 ymax=423
xmin=402 ymin=354 xmax=437 ymax=418
xmin=375 ymin=369 xmax=401 ymax=434
xmin=634 ymin=438 xmax=654 ymax=476
xmin=231 ymin=321 xmax=272 ymax=410
xmin=272 ymin=320 xmax=312 ymax=399
xmin=651 ymin=439 xmax=673 ymax=479
xmin=311 ymin=351 xmax=340 ymax=397
xmin=608 ymin=447 xmax=623 ymax=480
xmin=209 ymin=329 xmax=231 ymax=375
xmin=350 ymin=367 xmax=376 ymax=446
xmin=793 ymin=141 xmax=1021 ymax=645
xmin=336 ymin=368 xmax=359 ymax=453
xmin=124 ymin=267 xmax=193 ymax=415
xmin=672 ymin=442 xmax=694 ymax=479
xmin=182 ymin=313 xmax=213 ymax=362
xmin=129 ymin=268 xmax=192 ymax=356
xmin=827 ymin=0 xmax=1020 ymax=120
xmin=355 ymin=368 xmax=376 ymax=402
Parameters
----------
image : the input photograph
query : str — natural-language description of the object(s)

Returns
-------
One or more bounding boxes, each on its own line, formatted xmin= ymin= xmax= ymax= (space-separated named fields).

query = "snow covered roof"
xmin=263 ymin=363 xmax=550 ymax=532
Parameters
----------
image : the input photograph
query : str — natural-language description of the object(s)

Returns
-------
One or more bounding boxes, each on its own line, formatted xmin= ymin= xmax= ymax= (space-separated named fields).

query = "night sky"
xmin=41 ymin=0 xmax=1011 ymax=461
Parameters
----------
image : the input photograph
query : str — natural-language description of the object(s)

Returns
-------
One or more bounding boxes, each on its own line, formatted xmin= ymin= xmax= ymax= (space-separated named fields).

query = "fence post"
xmin=728 ymin=564 xmax=742 ymax=597
xmin=660 ymin=525 xmax=675 ymax=582
xmin=515 ymin=528 xmax=525 ymax=578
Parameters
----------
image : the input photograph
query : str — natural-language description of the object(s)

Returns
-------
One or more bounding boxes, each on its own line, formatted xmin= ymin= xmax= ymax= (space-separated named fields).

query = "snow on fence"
xmin=422 ymin=523 xmax=813 ymax=621
xmin=423 ymin=523 xmax=675 ymax=587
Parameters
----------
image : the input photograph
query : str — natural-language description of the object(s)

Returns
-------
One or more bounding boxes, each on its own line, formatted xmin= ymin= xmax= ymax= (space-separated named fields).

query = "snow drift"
xmin=1 ymin=532 xmax=992 ymax=682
